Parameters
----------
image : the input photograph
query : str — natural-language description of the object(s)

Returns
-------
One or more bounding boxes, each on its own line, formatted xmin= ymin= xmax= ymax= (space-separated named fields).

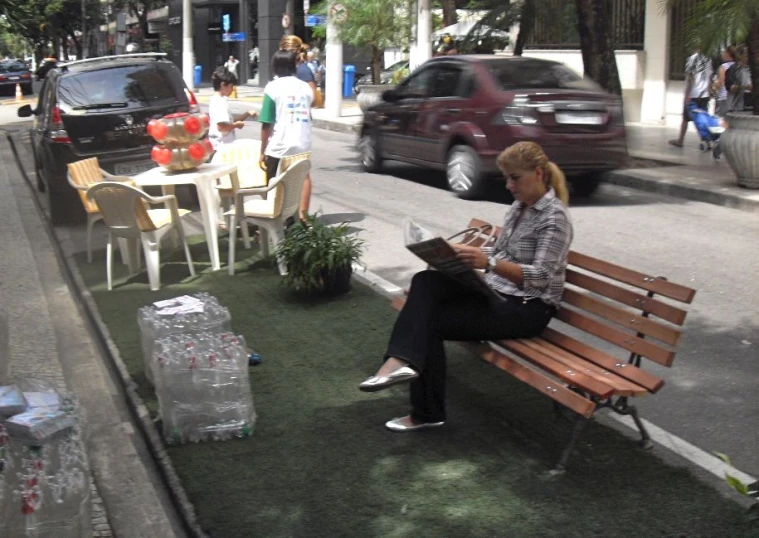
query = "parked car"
xmin=354 ymin=60 xmax=409 ymax=92
xmin=0 ymin=60 xmax=33 ymax=95
xmin=358 ymin=55 xmax=628 ymax=198
xmin=18 ymin=53 xmax=200 ymax=225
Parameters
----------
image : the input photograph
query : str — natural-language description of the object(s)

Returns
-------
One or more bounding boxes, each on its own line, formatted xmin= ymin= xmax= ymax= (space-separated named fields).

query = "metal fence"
xmin=668 ymin=0 xmax=699 ymax=80
xmin=525 ymin=0 xmax=645 ymax=50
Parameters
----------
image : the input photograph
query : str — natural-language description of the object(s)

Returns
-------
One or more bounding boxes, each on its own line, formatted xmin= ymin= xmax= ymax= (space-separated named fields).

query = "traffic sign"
xmin=222 ymin=13 xmax=231 ymax=32
xmin=305 ymin=14 xmax=327 ymax=27
xmin=222 ymin=32 xmax=246 ymax=42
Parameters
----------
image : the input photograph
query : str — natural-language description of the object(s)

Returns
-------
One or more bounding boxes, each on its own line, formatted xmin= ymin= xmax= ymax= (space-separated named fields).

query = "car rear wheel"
xmin=359 ymin=130 xmax=383 ymax=173
xmin=446 ymin=145 xmax=485 ymax=199
xmin=570 ymin=173 xmax=604 ymax=197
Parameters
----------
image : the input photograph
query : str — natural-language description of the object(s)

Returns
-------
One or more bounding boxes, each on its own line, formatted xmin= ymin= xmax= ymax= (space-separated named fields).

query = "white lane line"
xmin=352 ymin=265 xmax=758 ymax=487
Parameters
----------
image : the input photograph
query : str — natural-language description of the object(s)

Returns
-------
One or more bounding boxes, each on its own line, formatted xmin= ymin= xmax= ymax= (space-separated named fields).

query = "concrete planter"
xmin=723 ymin=112 xmax=759 ymax=189
xmin=356 ymin=84 xmax=388 ymax=112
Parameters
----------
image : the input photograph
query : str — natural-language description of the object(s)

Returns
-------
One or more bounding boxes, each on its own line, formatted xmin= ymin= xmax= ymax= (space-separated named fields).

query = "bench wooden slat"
xmin=460 ymin=342 xmax=597 ymax=418
xmin=496 ymin=339 xmax=616 ymax=399
xmin=515 ymin=338 xmax=649 ymax=396
xmin=562 ymin=288 xmax=682 ymax=346
xmin=565 ymin=269 xmax=688 ymax=326
xmin=555 ymin=307 xmax=675 ymax=367
xmin=539 ymin=328 xmax=665 ymax=393
xmin=567 ymin=251 xmax=697 ymax=304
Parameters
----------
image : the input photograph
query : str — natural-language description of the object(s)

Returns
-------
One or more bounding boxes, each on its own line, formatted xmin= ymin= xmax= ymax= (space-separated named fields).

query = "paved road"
xmin=224 ymin=111 xmax=759 ymax=476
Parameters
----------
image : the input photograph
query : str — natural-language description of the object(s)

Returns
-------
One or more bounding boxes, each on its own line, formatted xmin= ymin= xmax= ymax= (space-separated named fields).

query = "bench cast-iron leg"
xmin=615 ymin=401 xmax=654 ymax=450
xmin=552 ymin=415 xmax=588 ymax=475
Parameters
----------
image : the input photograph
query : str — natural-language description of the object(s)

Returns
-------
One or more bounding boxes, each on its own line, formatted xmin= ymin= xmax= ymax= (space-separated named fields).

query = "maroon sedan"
xmin=358 ymin=55 xmax=628 ymax=198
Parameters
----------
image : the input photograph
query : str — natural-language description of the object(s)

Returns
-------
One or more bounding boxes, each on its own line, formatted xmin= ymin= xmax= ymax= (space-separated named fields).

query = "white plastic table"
xmin=133 ymin=163 xmax=238 ymax=271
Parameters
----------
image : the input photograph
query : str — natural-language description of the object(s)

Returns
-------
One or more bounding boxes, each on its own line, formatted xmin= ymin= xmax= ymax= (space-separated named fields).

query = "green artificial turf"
xmin=75 ymin=235 xmax=756 ymax=538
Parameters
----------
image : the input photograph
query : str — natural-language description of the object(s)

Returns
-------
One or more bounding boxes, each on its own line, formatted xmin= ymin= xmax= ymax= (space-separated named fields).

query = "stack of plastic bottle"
xmin=153 ymin=331 xmax=256 ymax=445
xmin=0 ymin=379 xmax=91 ymax=538
xmin=137 ymin=293 xmax=232 ymax=384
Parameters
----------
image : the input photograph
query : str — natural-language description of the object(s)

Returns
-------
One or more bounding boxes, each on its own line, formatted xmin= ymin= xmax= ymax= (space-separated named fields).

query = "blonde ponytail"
xmin=545 ymin=161 xmax=569 ymax=205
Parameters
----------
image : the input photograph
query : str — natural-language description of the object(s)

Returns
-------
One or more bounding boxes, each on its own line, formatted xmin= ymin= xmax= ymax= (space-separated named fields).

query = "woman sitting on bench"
xmin=359 ymin=141 xmax=574 ymax=432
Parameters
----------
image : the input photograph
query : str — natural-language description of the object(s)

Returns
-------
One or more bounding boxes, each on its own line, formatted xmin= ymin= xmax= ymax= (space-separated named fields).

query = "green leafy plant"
xmin=715 ymin=452 xmax=759 ymax=524
xmin=276 ymin=213 xmax=365 ymax=294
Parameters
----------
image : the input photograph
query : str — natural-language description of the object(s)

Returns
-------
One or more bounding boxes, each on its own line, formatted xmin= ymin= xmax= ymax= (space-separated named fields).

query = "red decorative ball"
xmin=184 ymin=116 xmax=201 ymax=135
xmin=150 ymin=121 xmax=168 ymax=141
xmin=187 ymin=142 xmax=206 ymax=161
xmin=201 ymin=114 xmax=210 ymax=127
xmin=151 ymin=145 xmax=172 ymax=166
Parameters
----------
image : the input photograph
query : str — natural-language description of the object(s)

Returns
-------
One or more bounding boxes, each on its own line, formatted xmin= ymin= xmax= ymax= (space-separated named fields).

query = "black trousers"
xmin=385 ymin=270 xmax=556 ymax=423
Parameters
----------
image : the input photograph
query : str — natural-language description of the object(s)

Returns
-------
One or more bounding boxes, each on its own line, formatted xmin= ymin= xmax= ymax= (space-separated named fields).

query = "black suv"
xmin=18 ymin=53 xmax=199 ymax=225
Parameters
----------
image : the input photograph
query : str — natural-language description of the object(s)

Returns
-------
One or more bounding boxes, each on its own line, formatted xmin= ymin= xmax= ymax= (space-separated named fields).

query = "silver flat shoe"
xmin=385 ymin=416 xmax=445 ymax=432
xmin=359 ymin=366 xmax=419 ymax=392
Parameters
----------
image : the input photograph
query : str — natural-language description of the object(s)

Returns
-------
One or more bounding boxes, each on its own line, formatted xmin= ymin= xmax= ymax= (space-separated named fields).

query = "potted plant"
xmin=666 ymin=0 xmax=759 ymax=188
xmin=312 ymin=0 xmax=411 ymax=111
xmin=276 ymin=213 xmax=365 ymax=295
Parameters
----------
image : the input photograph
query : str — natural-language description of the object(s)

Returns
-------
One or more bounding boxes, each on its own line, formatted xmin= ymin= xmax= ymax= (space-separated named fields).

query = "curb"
xmin=607 ymin=166 xmax=759 ymax=213
xmin=3 ymin=131 xmax=209 ymax=538
xmin=312 ymin=117 xmax=360 ymax=135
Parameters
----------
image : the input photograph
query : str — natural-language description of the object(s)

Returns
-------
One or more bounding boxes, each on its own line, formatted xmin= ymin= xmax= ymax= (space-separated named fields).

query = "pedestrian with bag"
xmin=669 ymin=48 xmax=713 ymax=148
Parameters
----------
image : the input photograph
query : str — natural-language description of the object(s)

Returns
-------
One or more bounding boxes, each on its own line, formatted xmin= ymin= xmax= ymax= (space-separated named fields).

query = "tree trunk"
xmin=371 ymin=44 xmax=382 ymax=84
xmin=574 ymin=0 xmax=622 ymax=95
xmin=53 ymin=37 xmax=61 ymax=60
xmin=71 ymin=35 xmax=83 ymax=60
xmin=748 ymin=15 xmax=759 ymax=115
xmin=513 ymin=0 xmax=536 ymax=56
xmin=440 ymin=0 xmax=458 ymax=27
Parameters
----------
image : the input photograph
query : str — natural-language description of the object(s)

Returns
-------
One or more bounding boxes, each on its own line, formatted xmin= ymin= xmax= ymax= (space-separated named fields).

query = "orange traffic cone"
xmin=15 ymin=83 xmax=22 ymax=102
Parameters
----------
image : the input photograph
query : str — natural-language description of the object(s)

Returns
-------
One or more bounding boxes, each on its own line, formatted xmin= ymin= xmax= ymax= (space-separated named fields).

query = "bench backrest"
xmin=468 ymin=218 xmax=697 ymax=370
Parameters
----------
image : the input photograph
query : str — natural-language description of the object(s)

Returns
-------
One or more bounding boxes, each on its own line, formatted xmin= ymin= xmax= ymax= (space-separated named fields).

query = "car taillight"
xmin=491 ymin=97 xmax=544 ymax=126
xmin=608 ymin=103 xmax=624 ymax=126
xmin=21 ymin=73 xmax=30 ymax=80
xmin=50 ymin=106 xmax=71 ymax=144
xmin=0 ymin=75 xmax=6 ymax=82
xmin=185 ymin=88 xmax=199 ymax=113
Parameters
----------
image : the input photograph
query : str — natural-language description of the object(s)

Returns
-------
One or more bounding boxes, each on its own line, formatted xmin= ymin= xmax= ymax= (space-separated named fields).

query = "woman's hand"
xmin=454 ymin=244 xmax=487 ymax=270
xmin=234 ymin=120 xmax=245 ymax=130
xmin=259 ymin=153 xmax=267 ymax=171
xmin=246 ymin=110 xmax=258 ymax=120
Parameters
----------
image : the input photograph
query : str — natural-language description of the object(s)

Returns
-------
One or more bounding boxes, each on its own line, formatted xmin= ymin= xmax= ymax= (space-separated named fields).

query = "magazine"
xmin=403 ymin=218 xmax=503 ymax=301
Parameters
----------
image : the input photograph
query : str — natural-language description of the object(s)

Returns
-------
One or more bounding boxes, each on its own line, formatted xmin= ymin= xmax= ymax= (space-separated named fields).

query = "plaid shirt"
xmin=484 ymin=189 xmax=573 ymax=307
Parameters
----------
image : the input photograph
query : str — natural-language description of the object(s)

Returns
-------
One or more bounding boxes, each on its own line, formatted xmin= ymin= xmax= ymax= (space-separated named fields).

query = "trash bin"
xmin=343 ymin=65 xmax=355 ymax=98
xmin=194 ymin=65 xmax=203 ymax=86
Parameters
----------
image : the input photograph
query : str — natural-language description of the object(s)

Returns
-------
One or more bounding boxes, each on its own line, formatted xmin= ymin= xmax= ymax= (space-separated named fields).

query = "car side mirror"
xmin=17 ymin=104 xmax=34 ymax=118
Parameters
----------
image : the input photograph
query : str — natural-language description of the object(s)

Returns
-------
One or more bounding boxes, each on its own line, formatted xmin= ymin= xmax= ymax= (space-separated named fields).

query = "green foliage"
xmin=276 ymin=213 xmax=365 ymax=293
xmin=715 ymin=451 xmax=759 ymax=524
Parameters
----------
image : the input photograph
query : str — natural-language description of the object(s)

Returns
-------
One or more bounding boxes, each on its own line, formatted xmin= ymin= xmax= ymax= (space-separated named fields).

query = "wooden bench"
xmin=392 ymin=218 xmax=697 ymax=473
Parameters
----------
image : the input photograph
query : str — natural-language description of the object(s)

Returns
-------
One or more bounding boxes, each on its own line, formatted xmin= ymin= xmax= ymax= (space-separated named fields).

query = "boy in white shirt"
xmin=208 ymin=67 xmax=257 ymax=150
xmin=258 ymin=50 xmax=314 ymax=219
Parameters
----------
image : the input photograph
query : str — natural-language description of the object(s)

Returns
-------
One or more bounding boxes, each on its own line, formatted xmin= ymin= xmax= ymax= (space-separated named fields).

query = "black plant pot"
xmin=320 ymin=265 xmax=353 ymax=295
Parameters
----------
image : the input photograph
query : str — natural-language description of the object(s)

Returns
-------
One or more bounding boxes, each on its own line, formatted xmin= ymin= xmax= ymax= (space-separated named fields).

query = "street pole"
xmin=415 ymin=0 xmax=430 ymax=69
xmin=325 ymin=5 xmax=342 ymax=118
xmin=81 ymin=0 xmax=88 ymax=59
xmin=182 ymin=0 xmax=194 ymax=90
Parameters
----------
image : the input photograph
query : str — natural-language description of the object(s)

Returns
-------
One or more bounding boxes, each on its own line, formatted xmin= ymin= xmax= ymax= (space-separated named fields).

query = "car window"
xmin=488 ymin=61 xmax=597 ymax=90
xmin=57 ymin=63 xmax=186 ymax=112
xmin=0 ymin=62 xmax=27 ymax=73
xmin=397 ymin=66 xmax=436 ymax=98
xmin=429 ymin=66 xmax=472 ymax=98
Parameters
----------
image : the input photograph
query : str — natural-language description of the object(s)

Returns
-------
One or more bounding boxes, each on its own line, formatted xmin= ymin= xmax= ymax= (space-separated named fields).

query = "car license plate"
xmin=555 ymin=112 xmax=605 ymax=125
xmin=9 ymin=76 xmax=19 ymax=81
xmin=114 ymin=160 xmax=154 ymax=176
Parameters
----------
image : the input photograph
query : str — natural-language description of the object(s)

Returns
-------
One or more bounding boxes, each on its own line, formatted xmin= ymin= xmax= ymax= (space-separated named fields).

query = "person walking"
xmin=727 ymin=45 xmax=753 ymax=113
xmin=669 ymin=48 xmax=713 ymax=148
xmin=224 ymin=55 xmax=240 ymax=98
xmin=714 ymin=46 xmax=737 ymax=117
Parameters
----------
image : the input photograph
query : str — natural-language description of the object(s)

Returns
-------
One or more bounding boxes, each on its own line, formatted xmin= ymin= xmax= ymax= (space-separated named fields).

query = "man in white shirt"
xmin=669 ymin=49 xmax=713 ymax=148
xmin=224 ymin=55 xmax=240 ymax=82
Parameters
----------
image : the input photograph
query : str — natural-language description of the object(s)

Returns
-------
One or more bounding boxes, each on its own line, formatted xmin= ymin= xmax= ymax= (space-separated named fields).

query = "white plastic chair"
xmin=66 ymin=157 xmax=133 ymax=263
xmin=86 ymin=182 xmax=196 ymax=291
xmin=211 ymin=139 xmax=269 ymax=249
xmin=225 ymin=159 xmax=311 ymax=276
